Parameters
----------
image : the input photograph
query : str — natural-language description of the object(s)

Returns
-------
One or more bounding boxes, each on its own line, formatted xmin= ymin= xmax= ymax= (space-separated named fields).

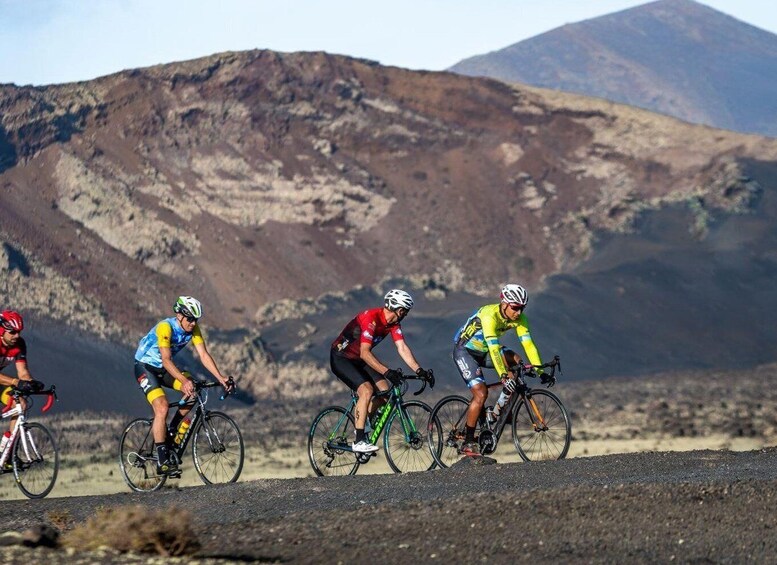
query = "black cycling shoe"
xmin=156 ymin=460 xmax=179 ymax=476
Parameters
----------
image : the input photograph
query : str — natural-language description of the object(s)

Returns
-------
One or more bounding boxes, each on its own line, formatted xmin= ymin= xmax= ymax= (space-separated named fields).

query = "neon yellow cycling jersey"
xmin=453 ymin=303 xmax=542 ymax=377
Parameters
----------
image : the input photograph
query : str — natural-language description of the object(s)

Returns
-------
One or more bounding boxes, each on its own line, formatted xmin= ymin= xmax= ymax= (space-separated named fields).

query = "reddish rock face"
xmin=0 ymin=49 xmax=776 ymax=340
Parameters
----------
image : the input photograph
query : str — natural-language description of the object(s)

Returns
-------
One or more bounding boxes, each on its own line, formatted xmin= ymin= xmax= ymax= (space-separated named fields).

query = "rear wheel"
xmin=119 ymin=418 xmax=166 ymax=492
xmin=192 ymin=411 xmax=245 ymax=485
xmin=13 ymin=422 xmax=59 ymax=499
xmin=384 ymin=400 xmax=438 ymax=473
xmin=512 ymin=389 xmax=571 ymax=461
xmin=427 ymin=395 xmax=476 ymax=469
xmin=308 ymin=406 xmax=359 ymax=477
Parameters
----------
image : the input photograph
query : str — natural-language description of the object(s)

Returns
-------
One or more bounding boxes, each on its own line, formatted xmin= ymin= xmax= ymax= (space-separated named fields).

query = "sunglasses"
xmin=184 ymin=315 xmax=198 ymax=323
xmin=3 ymin=329 xmax=20 ymax=335
xmin=506 ymin=303 xmax=525 ymax=312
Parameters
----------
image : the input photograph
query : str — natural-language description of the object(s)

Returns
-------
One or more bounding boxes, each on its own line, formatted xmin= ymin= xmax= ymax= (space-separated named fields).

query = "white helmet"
xmin=500 ymin=284 xmax=528 ymax=306
xmin=174 ymin=296 xmax=203 ymax=319
xmin=384 ymin=289 xmax=414 ymax=311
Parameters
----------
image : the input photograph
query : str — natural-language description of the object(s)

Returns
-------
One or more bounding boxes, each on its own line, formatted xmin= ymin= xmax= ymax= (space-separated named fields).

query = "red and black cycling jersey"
xmin=331 ymin=307 xmax=404 ymax=360
xmin=0 ymin=337 xmax=27 ymax=371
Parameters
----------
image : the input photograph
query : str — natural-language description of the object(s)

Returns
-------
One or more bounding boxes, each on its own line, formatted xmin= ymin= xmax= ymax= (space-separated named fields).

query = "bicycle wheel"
xmin=427 ymin=395 xmax=476 ymax=469
xmin=308 ymin=406 xmax=359 ymax=477
xmin=512 ymin=389 xmax=571 ymax=461
xmin=13 ymin=422 xmax=59 ymax=499
xmin=384 ymin=400 xmax=437 ymax=473
xmin=119 ymin=418 xmax=166 ymax=492
xmin=192 ymin=411 xmax=244 ymax=485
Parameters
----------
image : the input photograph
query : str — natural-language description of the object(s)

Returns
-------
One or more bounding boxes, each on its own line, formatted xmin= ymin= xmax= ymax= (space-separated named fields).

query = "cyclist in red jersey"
xmin=331 ymin=289 xmax=431 ymax=454
xmin=0 ymin=311 xmax=43 ymax=440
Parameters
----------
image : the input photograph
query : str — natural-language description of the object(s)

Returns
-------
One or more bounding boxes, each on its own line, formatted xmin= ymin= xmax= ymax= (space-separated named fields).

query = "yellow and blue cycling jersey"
xmin=454 ymin=303 xmax=541 ymax=377
xmin=134 ymin=317 xmax=204 ymax=368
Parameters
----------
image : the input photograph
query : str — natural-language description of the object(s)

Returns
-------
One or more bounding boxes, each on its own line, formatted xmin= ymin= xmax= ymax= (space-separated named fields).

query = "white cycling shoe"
xmin=352 ymin=440 xmax=379 ymax=453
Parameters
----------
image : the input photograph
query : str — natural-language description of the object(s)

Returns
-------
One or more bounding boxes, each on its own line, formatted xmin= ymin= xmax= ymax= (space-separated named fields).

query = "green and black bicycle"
xmin=308 ymin=370 xmax=440 ymax=476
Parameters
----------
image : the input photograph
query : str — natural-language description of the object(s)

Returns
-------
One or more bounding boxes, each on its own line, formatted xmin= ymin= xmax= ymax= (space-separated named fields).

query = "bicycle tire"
xmin=192 ymin=411 xmax=244 ymax=485
xmin=427 ymin=395 xmax=476 ymax=469
xmin=13 ymin=422 xmax=59 ymax=499
xmin=308 ymin=406 xmax=359 ymax=477
xmin=384 ymin=400 xmax=437 ymax=473
xmin=512 ymin=389 xmax=571 ymax=461
xmin=118 ymin=418 xmax=166 ymax=492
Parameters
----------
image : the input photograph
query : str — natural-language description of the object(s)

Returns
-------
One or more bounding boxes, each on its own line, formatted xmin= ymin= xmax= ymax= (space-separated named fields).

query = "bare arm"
xmin=160 ymin=347 xmax=195 ymax=397
xmin=0 ymin=361 xmax=32 ymax=387
xmin=395 ymin=339 xmax=421 ymax=373
xmin=360 ymin=342 xmax=389 ymax=376
xmin=193 ymin=341 xmax=229 ymax=386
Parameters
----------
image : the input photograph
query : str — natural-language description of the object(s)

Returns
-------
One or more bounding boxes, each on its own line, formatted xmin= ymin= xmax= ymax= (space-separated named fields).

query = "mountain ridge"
xmin=449 ymin=0 xmax=777 ymax=136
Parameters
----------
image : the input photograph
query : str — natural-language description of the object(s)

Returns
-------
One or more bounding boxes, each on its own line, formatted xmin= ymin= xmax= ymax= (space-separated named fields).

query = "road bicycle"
xmin=308 ymin=371 xmax=439 ymax=476
xmin=427 ymin=356 xmax=570 ymax=468
xmin=0 ymin=385 xmax=59 ymax=498
xmin=119 ymin=377 xmax=244 ymax=492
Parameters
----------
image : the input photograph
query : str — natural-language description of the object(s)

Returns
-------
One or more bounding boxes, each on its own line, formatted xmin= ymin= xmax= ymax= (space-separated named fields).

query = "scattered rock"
xmin=22 ymin=524 xmax=60 ymax=548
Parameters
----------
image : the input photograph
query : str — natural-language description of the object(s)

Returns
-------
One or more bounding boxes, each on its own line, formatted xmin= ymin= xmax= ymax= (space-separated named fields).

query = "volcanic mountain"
xmin=1 ymin=49 xmax=776 ymax=408
xmin=449 ymin=0 xmax=777 ymax=137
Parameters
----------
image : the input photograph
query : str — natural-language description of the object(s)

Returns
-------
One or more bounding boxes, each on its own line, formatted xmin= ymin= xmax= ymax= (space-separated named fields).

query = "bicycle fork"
xmin=524 ymin=393 xmax=549 ymax=432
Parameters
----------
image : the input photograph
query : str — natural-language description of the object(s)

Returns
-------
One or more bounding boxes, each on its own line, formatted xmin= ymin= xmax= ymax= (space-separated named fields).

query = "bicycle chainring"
xmin=478 ymin=429 xmax=497 ymax=455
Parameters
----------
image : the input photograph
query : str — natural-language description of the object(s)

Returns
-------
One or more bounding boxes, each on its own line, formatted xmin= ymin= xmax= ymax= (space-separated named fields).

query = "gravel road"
xmin=1 ymin=447 xmax=776 ymax=562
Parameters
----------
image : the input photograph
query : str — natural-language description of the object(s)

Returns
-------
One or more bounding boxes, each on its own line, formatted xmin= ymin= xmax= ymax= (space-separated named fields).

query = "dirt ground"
xmin=1 ymin=367 xmax=776 ymax=562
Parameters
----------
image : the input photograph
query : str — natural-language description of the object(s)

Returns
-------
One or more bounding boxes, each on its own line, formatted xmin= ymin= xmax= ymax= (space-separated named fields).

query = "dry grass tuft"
xmin=62 ymin=505 xmax=200 ymax=556
xmin=45 ymin=508 xmax=73 ymax=531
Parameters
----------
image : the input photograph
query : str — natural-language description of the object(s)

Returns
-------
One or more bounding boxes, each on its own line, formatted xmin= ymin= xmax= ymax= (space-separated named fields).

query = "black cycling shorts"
xmin=330 ymin=350 xmax=385 ymax=391
xmin=452 ymin=345 xmax=506 ymax=389
xmin=134 ymin=361 xmax=189 ymax=404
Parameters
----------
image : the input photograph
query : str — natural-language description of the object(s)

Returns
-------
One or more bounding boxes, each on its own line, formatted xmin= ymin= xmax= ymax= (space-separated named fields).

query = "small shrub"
xmin=46 ymin=509 xmax=73 ymax=531
xmin=62 ymin=505 xmax=200 ymax=556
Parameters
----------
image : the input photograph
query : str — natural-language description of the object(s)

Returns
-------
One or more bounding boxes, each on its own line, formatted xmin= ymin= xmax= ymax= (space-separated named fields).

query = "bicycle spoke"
xmin=193 ymin=412 xmax=244 ymax=484
xmin=13 ymin=423 xmax=59 ymax=499
xmin=513 ymin=390 xmax=571 ymax=461
xmin=385 ymin=401 xmax=436 ymax=473
xmin=428 ymin=396 xmax=473 ymax=469
xmin=308 ymin=406 xmax=359 ymax=477
xmin=119 ymin=419 xmax=166 ymax=492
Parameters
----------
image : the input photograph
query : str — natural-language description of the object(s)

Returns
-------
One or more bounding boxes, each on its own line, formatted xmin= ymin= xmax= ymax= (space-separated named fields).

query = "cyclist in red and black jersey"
xmin=331 ymin=289 xmax=431 ymax=454
xmin=0 ymin=311 xmax=43 ymax=436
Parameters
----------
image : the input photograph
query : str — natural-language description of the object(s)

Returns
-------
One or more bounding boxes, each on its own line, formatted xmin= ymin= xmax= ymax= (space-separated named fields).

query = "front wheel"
xmin=192 ymin=411 xmax=244 ymax=485
xmin=512 ymin=389 xmax=571 ymax=461
xmin=384 ymin=400 xmax=438 ymax=473
xmin=119 ymin=418 xmax=166 ymax=492
xmin=308 ymin=406 xmax=359 ymax=477
xmin=13 ymin=422 xmax=59 ymax=499
xmin=427 ymin=395 xmax=476 ymax=469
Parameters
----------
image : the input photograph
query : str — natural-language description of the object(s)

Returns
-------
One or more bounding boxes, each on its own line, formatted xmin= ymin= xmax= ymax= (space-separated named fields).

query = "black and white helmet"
xmin=174 ymin=296 xmax=203 ymax=319
xmin=500 ymin=284 xmax=528 ymax=306
xmin=384 ymin=289 xmax=414 ymax=312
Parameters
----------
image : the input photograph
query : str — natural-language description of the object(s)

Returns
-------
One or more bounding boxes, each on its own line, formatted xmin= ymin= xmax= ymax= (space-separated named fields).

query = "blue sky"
xmin=1 ymin=0 xmax=775 ymax=86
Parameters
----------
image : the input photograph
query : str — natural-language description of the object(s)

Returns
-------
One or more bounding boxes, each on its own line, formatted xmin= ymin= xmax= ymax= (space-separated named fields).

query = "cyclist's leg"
xmin=330 ymin=352 xmax=377 ymax=452
xmin=167 ymin=371 xmax=194 ymax=435
xmin=453 ymin=346 xmax=488 ymax=451
xmin=135 ymin=362 xmax=175 ymax=471
xmin=364 ymin=364 xmax=390 ymax=417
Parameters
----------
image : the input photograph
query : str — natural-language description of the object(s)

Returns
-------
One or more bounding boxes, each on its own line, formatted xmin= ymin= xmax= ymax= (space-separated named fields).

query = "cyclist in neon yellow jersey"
xmin=452 ymin=284 xmax=542 ymax=456
xmin=134 ymin=296 xmax=234 ymax=475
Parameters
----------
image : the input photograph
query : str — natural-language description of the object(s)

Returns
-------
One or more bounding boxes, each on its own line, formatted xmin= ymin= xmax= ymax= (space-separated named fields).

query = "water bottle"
xmin=485 ymin=407 xmax=497 ymax=425
xmin=0 ymin=431 xmax=10 ymax=454
xmin=174 ymin=417 xmax=191 ymax=445
xmin=491 ymin=381 xmax=515 ymax=418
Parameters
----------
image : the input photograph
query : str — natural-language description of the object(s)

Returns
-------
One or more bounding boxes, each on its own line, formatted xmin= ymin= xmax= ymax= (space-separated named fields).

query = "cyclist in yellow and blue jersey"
xmin=453 ymin=284 xmax=542 ymax=455
xmin=134 ymin=296 xmax=234 ymax=476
